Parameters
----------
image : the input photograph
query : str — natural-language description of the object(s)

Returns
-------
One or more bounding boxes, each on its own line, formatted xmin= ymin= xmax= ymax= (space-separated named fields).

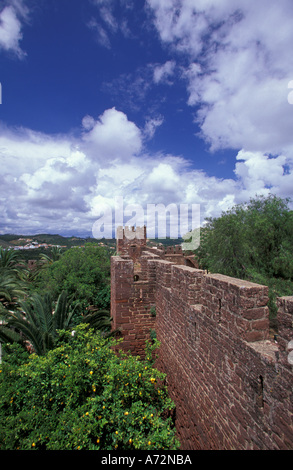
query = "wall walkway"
xmin=111 ymin=230 xmax=293 ymax=450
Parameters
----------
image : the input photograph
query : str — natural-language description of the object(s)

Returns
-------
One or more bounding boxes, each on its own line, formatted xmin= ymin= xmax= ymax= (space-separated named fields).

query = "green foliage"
xmin=150 ymin=329 xmax=157 ymax=343
xmin=0 ymin=248 xmax=28 ymax=309
xmin=0 ymin=247 xmax=25 ymax=272
xmin=198 ymin=194 xmax=293 ymax=278
xmin=196 ymin=194 xmax=293 ymax=321
xmin=39 ymin=246 xmax=64 ymax=264
xmin=150 ymin=306 xmax=156 ymax=317
xmin=0 ymin=325 xmax=179 ymax=451
xmin=81 ymin=308 xmax=113 ymax=333
xmin=93 ymin=284 xmax=111 ymax=310
xmin=35 ymin=244 xmax=111 ymax=309
xmin=0 ymin=291 xmax=82 ymax=355
xmin=0 ymin=272 xmax=27 ymax=307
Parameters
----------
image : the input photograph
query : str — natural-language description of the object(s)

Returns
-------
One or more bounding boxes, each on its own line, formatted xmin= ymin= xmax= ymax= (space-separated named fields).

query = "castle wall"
xmin=110 ymin=229 xmax=293 ymax=450
xmin=153 ymin=261 xmax=292 ymax=450
xmin=111 ymin=253 xmax=157 ymax=357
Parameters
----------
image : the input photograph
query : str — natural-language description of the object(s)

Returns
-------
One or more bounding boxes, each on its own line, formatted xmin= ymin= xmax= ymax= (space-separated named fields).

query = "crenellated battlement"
xmin=111 ymin=226 xmax=293 ymax=450
xmin=116 ymin=225 xmax=198 ymax=267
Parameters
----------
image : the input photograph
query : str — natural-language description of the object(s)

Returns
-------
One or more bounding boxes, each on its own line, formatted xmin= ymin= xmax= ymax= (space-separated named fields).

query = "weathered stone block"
xmin=111 ymin=227 xmax=293 ymax=450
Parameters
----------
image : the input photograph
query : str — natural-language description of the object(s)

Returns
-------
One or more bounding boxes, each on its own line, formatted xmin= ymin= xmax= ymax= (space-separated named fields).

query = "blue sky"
xmin=1 ymin=0 xmax=293 ymax=237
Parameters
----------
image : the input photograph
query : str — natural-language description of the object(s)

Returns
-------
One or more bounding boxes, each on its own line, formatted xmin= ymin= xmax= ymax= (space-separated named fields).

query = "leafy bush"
xmin=0 ymin=324 xmax=179 ymax=450
xmin=34 ymin=244 xmax=111 ymax=309
xmin=196 ymin=194 xmax=293 ymax=323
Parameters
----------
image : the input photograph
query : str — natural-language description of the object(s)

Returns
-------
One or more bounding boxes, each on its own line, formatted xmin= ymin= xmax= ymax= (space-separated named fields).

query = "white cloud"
xmin=143 ymin=115 xmax=164 ymax=140
xmin=148 ymin=0 xmax=293 ymax=154
xmin=81 ymin=108 xmax=142 ymax=161
xmin=0 ymin=104 xmax=292 ymax=236
xmin=234 ymin=150 xmax=293 ymax=199
xmin=1 ymin=1 xmax=293 ymax=235
xmin=0 ymin=2 xmax=28 ymax=58
xmin=153 ymin=60 xmax=176 ymax=84
xmin=0 ymin=107 xmax=236 ymax=234
xmin=99 ymin=5 xmax=118 ymax=32
xmin=146 ymin=0 xmax=293 ymax=214
xmin=0 ymin=125 xmax=74 ymax=177
xmin=145 ymin=162 xmax=180 ymax=193
xmin=88 ymin=0 xmax=134 ymax=48
xmin=87 ymin=17 xmax=111 ymax=49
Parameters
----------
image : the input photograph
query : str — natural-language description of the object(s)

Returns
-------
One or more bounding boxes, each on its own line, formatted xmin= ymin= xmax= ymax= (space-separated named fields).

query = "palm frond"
xmin=1 ymin=289 xmax=114 ymax=355
xmin=53 ymin=290 xmax=68 ymax=331
xmin=0 ymin=272 xmax=27 ymax=305
xmin=0 ymin=324 xmax=23 ymax=345
xmin=82 ymin=308 xmax=112 ymax=330
xmin=0 ymin=309 xmax=44 ymax=354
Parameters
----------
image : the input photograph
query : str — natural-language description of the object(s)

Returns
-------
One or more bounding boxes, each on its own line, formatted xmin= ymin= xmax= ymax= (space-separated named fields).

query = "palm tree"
xmin=82 ymin=306 xmax=113 ymax=335
xmin=0 ymin=290 xmax=116 ymax=355
xmin=39 ymin=246 xmax=64 ymax=265
xmin=0 ymin=273 xmax=26 ymax=306
xmin=0 ymin=247 xmax=19 ymax=268
xmin=0 ymin=247 xmax=26 ymax=277
xmin=0 ymin=291 xmax=79 ymax=355
xmin=27 ymin=247 xmax=64 ymax=283
xmin=0 ymin=248 xmax=28 ymax=306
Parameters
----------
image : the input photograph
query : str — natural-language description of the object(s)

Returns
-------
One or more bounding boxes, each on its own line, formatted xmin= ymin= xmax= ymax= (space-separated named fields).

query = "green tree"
xmin=0 ymin=325 xmax=179 ymax=451
xmin=0 ymin=290 xmax=113 ymax=356
xmin=39 ymin=246 xmax=64 ymax=265
xmin=0 ymin=247 xmax=26 ymax=274
xmin=25 ymin=247 xmax=66 ymax=286
xmin=0 ymin=248 xmax=28 ymax=309
xmin=35 ymin=244 xmax=111 ymax=310
xmin=197 ymin=209 xmax=248 ymax=278
xmin=81 ymin=307 xmax=113 ymax=334
xmin=196 ymin=194 xmax=293 ymax=323
xmin=0 ymin=272 xmax=27 ymax=310
xmin=197 ymin=195 xmax=293 ymax=277
xmin=0 ymin=291 xmax=80 ymax=355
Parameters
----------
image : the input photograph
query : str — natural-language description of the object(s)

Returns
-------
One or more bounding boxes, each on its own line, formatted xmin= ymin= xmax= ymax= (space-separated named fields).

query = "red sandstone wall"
xmin=111 ymin=250 xmax=293 ymax=450
xmin=111 ymin=254 xmax=156 ymax=357
xmin=202 ymin=273 xmax=270 ymax=342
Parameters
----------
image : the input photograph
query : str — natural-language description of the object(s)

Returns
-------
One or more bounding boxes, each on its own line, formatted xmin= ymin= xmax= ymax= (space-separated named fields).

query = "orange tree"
xmin=0 ymin=324 xmax=179 ymax=450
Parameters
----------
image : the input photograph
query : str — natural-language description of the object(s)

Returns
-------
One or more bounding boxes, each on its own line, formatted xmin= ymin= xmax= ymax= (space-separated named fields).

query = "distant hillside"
xmin=147 ymin=237 xmax=183 ymax=247
xmin=0 ymin=233 xmax=180 ymax=250
xmin=0 ymin=233 xmax=80 ymax=247
xmin=0 ymin=233 xmax=116 ymax=249
xmin=0 ymin=238 xmax=11 ymax=249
